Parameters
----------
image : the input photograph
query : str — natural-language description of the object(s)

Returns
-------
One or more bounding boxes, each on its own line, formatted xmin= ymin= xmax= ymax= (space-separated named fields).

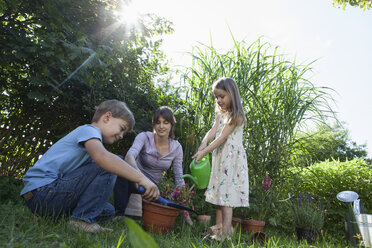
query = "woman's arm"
xmin=125 ymin=155 xmax=140 ymax=171
xmin=172 ymin=143 xmax=185 ymax=187
xmin=125 ymin=132 xmax=147 ymax=171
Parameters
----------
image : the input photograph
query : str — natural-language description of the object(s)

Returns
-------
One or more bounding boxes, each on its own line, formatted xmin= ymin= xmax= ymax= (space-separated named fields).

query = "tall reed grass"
xmin=179 ymin=36 xmax=335 ymax=185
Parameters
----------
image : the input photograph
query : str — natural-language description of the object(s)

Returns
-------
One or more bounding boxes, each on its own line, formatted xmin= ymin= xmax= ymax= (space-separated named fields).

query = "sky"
xmin=125 ymin=0 xmax=372 ymax=156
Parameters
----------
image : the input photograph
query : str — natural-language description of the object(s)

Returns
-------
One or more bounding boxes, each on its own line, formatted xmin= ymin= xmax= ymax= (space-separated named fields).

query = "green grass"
xmin=0 ymin=201 xmax=352 ymax=248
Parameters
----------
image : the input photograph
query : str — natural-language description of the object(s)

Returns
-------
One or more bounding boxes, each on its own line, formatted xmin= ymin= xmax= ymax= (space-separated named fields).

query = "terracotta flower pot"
xmin=142 ymin=199 xmax=180 ymax=234
xmin=242 ymin=219 xmax=265 ymax=233
xmin=232 ymin=217 xmax=242 ymax=229
xmin=197 ymin=215 xmax=211 ymax=224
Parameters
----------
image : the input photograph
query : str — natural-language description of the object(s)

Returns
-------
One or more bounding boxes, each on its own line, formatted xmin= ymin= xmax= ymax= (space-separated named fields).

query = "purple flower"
xmin=262 ymin=172 xmax=271 ymax=191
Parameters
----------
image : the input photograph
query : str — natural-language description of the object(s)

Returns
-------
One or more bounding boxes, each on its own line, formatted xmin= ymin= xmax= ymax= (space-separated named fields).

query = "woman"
xmin=114 ymin=106 xmax=191 ymax=224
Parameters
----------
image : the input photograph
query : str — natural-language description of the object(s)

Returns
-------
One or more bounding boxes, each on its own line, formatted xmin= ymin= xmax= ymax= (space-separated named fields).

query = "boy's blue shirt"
xmin=20 ymin=124 xmax=102 ymax=195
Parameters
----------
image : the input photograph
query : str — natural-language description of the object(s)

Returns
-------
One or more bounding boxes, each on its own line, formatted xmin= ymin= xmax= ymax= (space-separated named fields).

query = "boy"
xmin=20 ymin=100 xmax=159 ymax=233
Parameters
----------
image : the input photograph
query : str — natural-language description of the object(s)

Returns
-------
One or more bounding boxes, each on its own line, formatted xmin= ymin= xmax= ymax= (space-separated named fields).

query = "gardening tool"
xmin=337 ymin=191 xmax=362 ymax=246
xmin=137 ymin=186 xmax=198 ymax=215
xmin=181 ymin=154 xmax=211 ymax=189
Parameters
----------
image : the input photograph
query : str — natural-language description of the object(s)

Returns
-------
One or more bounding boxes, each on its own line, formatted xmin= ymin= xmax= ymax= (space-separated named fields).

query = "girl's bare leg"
xmin=221 ymin=206 xmax=233 ymax=237
xmin=215 ymin=206 xmax=222 ymax=226
xmin=207 ymin=206 xmax=223 ymax=235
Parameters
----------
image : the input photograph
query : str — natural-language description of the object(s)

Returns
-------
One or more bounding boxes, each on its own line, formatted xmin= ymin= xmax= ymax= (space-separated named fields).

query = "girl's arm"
xmin=193 ymin=121 xmax=237 ymax=162
xmin=197 ymin=115 xmax=220 ymax=151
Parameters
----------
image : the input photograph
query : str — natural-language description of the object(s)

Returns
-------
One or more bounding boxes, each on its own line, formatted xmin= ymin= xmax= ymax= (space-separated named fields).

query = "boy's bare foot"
xmin=68 ymin=220 xmax=113 ymax=233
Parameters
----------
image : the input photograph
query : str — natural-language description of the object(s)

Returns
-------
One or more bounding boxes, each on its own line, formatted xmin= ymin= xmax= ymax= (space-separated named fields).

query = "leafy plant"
xmin=158 ymin=172 xmax=194 ymax=208
xmin=125 ymin=217 xmax=158 ymax=248
xmin=0 ymin=0 xmax=173 ymax=176
xmin=284 ymin=158 xmax=372 ymax=233
xmin=247 ymin=173 xmax=277 ymax=221
xmin=0 ymin=176 xmax=23 ymax=204
xmin=290 ymin=193 xmax=324 ymax=231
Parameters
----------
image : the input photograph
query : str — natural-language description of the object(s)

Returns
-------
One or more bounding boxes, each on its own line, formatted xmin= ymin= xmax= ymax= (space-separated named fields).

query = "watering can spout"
xmin=181 ymin=174 xmax=198 ymax=185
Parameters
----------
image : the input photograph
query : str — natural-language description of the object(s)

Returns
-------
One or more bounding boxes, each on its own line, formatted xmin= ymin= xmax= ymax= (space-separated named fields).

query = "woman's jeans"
xmin=25 ymin=160 xmax=116 ymax=223
xmin=113 ymin=176 xmax=137 ymax=216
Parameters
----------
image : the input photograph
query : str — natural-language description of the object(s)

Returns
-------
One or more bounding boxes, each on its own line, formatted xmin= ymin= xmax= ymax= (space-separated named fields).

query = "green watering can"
xmin=181 ymin=154 xmax=211 ymax=189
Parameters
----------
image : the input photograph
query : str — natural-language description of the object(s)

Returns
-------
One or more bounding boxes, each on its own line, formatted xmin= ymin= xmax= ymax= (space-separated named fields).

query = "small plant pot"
xmin=242 ymin=219 xmax=265 ymax=233
xmin=197 ymin=215 xmax=211 ymax=224
xmin=232 ymin=217 xmax=242 ymax=229
xmin=296 ymin=227 xmax=318 ymax=244
xmin=252 ymin=231 xmax=269 ymax=244
xmin=143 ymin=199 xmax=180 ymax=234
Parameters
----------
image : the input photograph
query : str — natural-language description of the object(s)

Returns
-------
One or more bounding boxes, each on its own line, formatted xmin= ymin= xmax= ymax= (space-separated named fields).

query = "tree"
xmin=0 ymin=0 xmax=173 ymax=176
xmin=290 ymin=123 xmax=370 ymax=167
xmin=333 ymin=0 xmax=372 ymax=10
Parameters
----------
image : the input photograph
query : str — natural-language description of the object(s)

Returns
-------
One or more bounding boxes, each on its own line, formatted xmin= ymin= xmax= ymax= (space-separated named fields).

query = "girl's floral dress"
xmin=205 ymin=113 xmax=249 ymax=207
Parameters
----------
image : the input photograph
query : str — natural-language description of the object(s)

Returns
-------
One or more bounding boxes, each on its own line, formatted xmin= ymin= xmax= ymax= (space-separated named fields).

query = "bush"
xmin=0 ymin=176 xmax=23 ymax=204
xmin=284 ymin=158 xmax=372 ymax=232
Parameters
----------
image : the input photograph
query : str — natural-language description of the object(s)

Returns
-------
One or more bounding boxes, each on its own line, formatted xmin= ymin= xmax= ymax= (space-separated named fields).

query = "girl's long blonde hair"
xmin=212 ymin=77 xmax=246 ymax=126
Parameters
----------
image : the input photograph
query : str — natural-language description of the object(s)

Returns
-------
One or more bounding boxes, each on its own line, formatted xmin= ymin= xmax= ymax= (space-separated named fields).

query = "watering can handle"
xmin=192 ymin=153 xmax=209 ymax=164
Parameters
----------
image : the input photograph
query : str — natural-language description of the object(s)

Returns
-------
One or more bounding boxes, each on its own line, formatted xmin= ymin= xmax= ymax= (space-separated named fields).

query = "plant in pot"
xmin=142 ymin=172 xmax=196 ymax=234
xmin=158 ymin=172 xmax=196 ymax=224
xmin=290 ymin=193 xmax=325 ymax=244
xmin=240 ymin=172 xmax=275 ymax=235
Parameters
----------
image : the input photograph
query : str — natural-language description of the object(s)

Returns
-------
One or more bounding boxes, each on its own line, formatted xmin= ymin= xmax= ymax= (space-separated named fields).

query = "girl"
xmin=193 ymin=77 xmax=249 ymax=240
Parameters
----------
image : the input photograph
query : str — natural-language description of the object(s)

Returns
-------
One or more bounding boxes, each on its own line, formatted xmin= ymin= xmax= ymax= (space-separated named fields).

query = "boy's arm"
xmin=193 ymin=122 xmax=236 ymax=162
xmin=84 ymin=138 xmax=159 ymax=200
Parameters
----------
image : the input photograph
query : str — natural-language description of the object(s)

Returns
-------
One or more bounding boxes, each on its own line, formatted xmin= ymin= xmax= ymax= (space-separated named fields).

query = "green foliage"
xmin=291 ymin=123 xmax=370 ymax=167
xmin=125 ymin=217 xmax=158 ymax=248
xmin=0 ymin=176 xmax=23 ymax=204
xmin=0 ymin=201 xmax=350 ymax=247
xmin=0 ymin=0 xmax=173 ymax=176
xmin=284 ymin=158 xmax=372 ymax=232
xmin=290 ymin=193 xmax=325 ymax=231
xmin=333 ymin=0 xmax=372 ymax=10
xmin=179 ymin=37 xmax=335 ymax=185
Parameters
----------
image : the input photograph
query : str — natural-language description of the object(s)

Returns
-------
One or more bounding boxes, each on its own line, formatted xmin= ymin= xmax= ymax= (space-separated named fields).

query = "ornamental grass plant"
xmin=290 ymin=193 xmax=325 ymax=232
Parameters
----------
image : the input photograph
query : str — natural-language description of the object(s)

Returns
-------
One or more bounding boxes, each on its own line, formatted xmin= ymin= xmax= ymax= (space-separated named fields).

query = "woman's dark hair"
xmin=152 ymin=106 xmax=176 ymax=139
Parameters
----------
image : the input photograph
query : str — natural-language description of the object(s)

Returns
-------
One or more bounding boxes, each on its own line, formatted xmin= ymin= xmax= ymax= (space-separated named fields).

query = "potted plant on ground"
xmin=290 ymin=193 xmax=325 ymax=244
xmin=237 ymin=172 xmax=275 ymax=235
xmin=158 ymin=172 xmax=195 ymax=225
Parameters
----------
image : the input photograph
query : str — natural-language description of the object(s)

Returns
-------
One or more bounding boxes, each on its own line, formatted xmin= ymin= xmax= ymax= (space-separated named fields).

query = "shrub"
xmin=284 ymin=158 xmax=372 ymax=232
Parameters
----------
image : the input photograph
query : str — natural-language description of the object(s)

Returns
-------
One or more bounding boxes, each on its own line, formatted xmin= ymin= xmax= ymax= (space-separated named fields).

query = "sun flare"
xmin=114 ymin=2 xmax=141 ymax=26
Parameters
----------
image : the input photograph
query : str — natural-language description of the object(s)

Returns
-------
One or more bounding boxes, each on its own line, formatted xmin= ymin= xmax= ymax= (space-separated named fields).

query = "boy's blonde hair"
xmin=212 ymin=77 xmax=246 ymax=126
xmin=92 ymin=100 xmax=135 ymax=131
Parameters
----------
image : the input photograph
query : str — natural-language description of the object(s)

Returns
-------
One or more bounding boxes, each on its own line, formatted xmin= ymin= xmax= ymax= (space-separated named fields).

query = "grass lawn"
xmin=0 ymin=201 xmax=352 ymax=248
